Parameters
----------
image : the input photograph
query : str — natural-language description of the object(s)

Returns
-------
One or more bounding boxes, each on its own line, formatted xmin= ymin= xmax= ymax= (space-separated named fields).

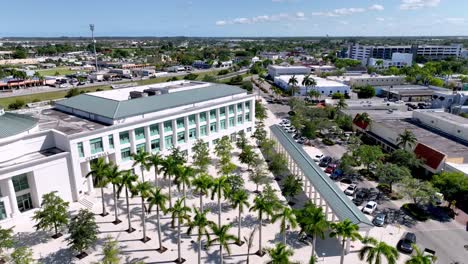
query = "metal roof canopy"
xmin=0 ymin=112 xmax=38 ymax=139
xmin=270 ymin=125 xmax=373 ymax=229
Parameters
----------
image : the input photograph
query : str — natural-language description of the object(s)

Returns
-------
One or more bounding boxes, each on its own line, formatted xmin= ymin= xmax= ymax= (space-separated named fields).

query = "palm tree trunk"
xmin=101 ymin=187 xmax=107 ymax=216
xmin=311 ymin=236 xmax=317 ymax=259
xmin=340 ymin=239 xmax=345 ymax=264
xmin=141 ymin=198 xmax=147 ymax=240
xmin=177 ymin=217 xmax=182 ymax=262
xmin=283 ymin=229 xmax=287 ymax=245
xmin=157 ymin=207 xmax=163 ymax=250
xmin=220 ymin=244 xmax=224 ymax=264
xmin=218 ymin=194 xmax=222 ymax=227
xmin=169 ymin=175 xmax=173 ymax=208
xmin=154 ymin=169 xmax=159 ymax=187
xmin=258 ymin=215 xmax=263 ymax=255
xmin=112 ymin=184 xmax=120 ymax=223
xmin=125 ymin=187 xmax=133 ymax=231
xmin=197 ymin=237 xmax=202 ymax=264
xmin=183 ymin=183 xmax=187 ymax=208
xmin=238 ymin=208 xmax=242 ymax=244
xmin=140 ymin=165 xmax=145 ymax=182
xmin=199 ymin=192 xmax=203 ymax=211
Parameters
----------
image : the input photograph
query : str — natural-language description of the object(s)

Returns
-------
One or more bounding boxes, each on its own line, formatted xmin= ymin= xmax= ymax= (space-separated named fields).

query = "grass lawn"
xmin=36 ymin=67 xmax=87 ymax=76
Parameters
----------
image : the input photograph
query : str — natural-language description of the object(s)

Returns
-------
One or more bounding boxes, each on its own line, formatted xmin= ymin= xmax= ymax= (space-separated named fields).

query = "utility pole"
xmin=89 ymin=24 xmax=98 ymax=72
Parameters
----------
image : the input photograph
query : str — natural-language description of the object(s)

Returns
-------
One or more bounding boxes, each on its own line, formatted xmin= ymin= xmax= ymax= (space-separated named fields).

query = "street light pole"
xmin=89 ymin=24 xmax=98 ymax=72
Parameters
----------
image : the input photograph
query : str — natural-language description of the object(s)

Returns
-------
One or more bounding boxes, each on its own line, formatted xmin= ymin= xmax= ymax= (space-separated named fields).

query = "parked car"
xmin=340 ymin=178 xmax=357 ymax=185
xmin=372 ymin=213 xmax=386 ymax=227
xmin=313 ymin=154 xmax=324 ymax=162
xmin=362 ymin=201 xmax=377 ymax=214
xmin=398 ymin=232 xmax=417 ymax=254
xmin=319 ymin=156 xmax=332 ymax=167
xmin=352 ymin=192 xmax=367 ymax=206
xmin=344 ymin=184 xmax=358 ymax=196
xmin=325 ymin=164 xmax=337 ymax=174
xmin=330 ymin=169 xmax=343 ymax=180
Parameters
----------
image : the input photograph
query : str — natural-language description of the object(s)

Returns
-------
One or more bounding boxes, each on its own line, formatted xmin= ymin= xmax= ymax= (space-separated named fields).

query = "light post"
xmin=89 ymin=24 xmax=99 ymax=72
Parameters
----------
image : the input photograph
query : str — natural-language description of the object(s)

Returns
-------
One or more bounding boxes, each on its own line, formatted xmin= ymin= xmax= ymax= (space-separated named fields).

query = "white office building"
xmin=368 ymin=53 xmax=413 ymax=69
xmin=0 ymin=81 xmax=255 ymax=222
xmin=274 ymin=75 xmax=350 ymax=96
xmin=267 ymin=65 xmax=311 ymax=78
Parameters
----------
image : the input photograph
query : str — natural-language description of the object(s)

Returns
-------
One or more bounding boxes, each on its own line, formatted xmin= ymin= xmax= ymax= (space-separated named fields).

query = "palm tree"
xmin=330 ymin=219 xmax=362 ymax=264
xmin=132 ymin=151 xmax=150 ymax=182
xmin=355 ymin=112 xmax=372 ymax=127
xmin=267 ymin=243 xmax=295 ymax=264
xmin=211 ymin=176 xmax=230 ymax=227
xmin=302 ymin=74 xmax=317 ymax=95
xmin=244 ymin=227 xmax=257 ymax=264
xmin=405 ymin=245 xmax=437 ymax=264
xmin=358 ymin=236 xmax=399 ymax=264
xmin=134 ymin=181 xmax=153 ymax=243
xmin=187 ymin=208 xmax=215 ymax=264
xmin=208 ymin=223 xmax=237 ymax=264
xmin=272 ymin=206 xmax=297 ymax=245
xmin=288 ymin=75 xmax=299 ymax=96
xmin=86 ymin=157 xmax=110 ymax=217
xmin=308 ymin=90 xmax=321 ymax=101
xmin=192 ymin=173 xmax=214 ymax=211
xmin=396 ymin=129 xmax=417 ymax=150
xmin=174 ymin=165 xmax=194 ymax=208
xmin=230 ymin=189 xmax=250 ymax=245
xmin=168 ymin=197 xmax=191 ymax=263
xmin=105 ymin=164 xmax=124 ymax=225
xmin=147 ymin=187 xmax=169 ymax=253
xmin=250 ymin=195 xmax=273 ymax=256
xmin=161 ymin=156 xmax=181 ymax=208
xmin=336 ymin=98 xmax=348 ymax=111
xmin=147 ymin=153 xmax=164 ymax=187
xmin=295 ymin=202 xmax=329 ymax=259
xmin=117 ymin=170 xmax=138 ymax=233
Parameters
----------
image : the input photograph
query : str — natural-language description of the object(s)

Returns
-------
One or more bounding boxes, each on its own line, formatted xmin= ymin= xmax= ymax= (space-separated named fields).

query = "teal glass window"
xmin=121 ymin=147 xmax=131 ymax=161
xmin=200 ymin=125 xmax=207 ymax=136
xmin=210 ymin=122 xmax=217 ymax=132
xmin=150 ymin=124 xmax=159 ymax=136
xmin=245 ymin=101 xmax=250 ymax=109
xmin=210 ymin=109 xmax=217 ymax=120
xmin=189 ymin=128 xmax=196 ymax=140
xmin=12 ymin=174 xmax=29 ymax=192
xmin=229 ymin=105 xmax=234 ymax=114
xmin=108 ymin=135 xmax=114 ymax=149
xmin=136 ymin=143 xmax=146 ymax=153
xmin=0 ymin=202 xmax=6 ymax=220
xmin=199 ymin=112 xmax=207 ymax=122
xmin=245 ymin=113 xmax=251 ymax=122
xmin=165 ymin=135 xmax=173 ymax=149
xmin=119 ymin=131 xmax=130 ymax=144
xmin=177 ymin=118 xmax=185 ymax=129
xmin=220 ymin=119 xmax=226 ymax=130
xmin=135 ymin=127 xmax=145 ymax=140
xmin=237 ymin=103 xmax=243 ymax=112
xmin=77 ymin=142 xmax=84 ymax=157
xmin=189 ymin=115 xmax=196 ymax=126
xmin=151 ymin=139 xmax=160 ymax=152
xmin=237 ymin=115 xmax=243 ymax=124
xmin=229 ymin=117 xmax=235 ymax=127
xmin=164 ymin=121 xmax=173 ymax=133
xmin=177 ymin=131 xmax=185 ymax=144
xmin=220 ymin=107 xmax=226 ymax=118
xmin=90 ymin=137 xmax=103 ymax=154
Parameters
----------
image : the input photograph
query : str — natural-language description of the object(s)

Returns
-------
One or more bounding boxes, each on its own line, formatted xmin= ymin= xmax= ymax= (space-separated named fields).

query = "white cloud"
xmin=215 ymin=12 xmax=306 ymax=26
xmin=215 ymin=20 xmax=227 ymax=26
xmin=376 ymin=17 xmax=385 ymax=21
xmin=369 ymin=4 xmax=384 ymax=11
xmin=400 ymin=0 xmax=441 ymax=10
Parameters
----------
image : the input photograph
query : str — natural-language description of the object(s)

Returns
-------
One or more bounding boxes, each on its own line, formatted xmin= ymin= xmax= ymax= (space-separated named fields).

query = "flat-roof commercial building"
xmin=274 ymin=75 xmax=350 ymax=96
xmin=378 ymin=85 xmax=435 ymax=102
xmin=0 ymin=81 xmax=256 ymax=222
xmin=346 ymin=75 xmax=405 ymax=88
xmin=267 ymin=65 xmax=311 ymax=78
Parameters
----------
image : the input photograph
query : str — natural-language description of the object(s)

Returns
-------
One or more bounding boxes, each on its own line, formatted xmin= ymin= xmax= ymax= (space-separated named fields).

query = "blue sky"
xmin=1 ymin=0 xmax=467 ymax=37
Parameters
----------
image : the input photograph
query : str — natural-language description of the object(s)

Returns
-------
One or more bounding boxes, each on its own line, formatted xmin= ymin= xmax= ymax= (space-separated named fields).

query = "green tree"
xmin=0 ymin=227 xmax=14 ymax=262
xmin=174 ymin=165 xmax=194 ymax=208
xmin=100 ymin=236 xmax=121 ymax=264
xmin=272 ymin=206 xmax=297 ymax=245
xmin=10 ymin=247 xmax=34 ymax=264
xmin=396 ymin=129 xmax=418 ymax=150
xmin=267 ymin=243 xmax=295 ymax=264
xmin=358 ymin=236 xmax=399 ymax=264
xmin=147 ymin=187 xmax=169 ymax=252
xmin=211 ymin=176 xmax=231 ymax=227
xmin=282 ymin=175 xmax=302 ymax=205
xmin=302 ymin=74 xmax=317 ymax=95
xmin=308 ymin=90 xmax=321 ymax=101
xmin=105 ymin=164 xmax=124 ymax=225
xmin=192 ymin=173 xmax=214 ymax=211
xmin=294 ymin=202 xmax=329 ymax=259
xmin=147 ymin=153 xmax=164 ymax=187
xmin=355 ymin=145 xmax=384 ymax=171
xmin=377 ymin=163 xmax=411 ymax=193
xmin=239 ymin=144 xmax=259 ymax=170
xmin=405 ymin=245 xmax=437 ymax=264
xmin=8 ymin=99 xmax=26 ymax=110
xmin=134 ymin=181 xmax=153 ymax=242
xmin=132 ymin=151 xmax=150 ymax=182
xmin=230 ymin=189 xmax=250 ymax=245
xmin=329 ymin=219 xmax=362 ymax=264
xmin=187 ymin=208 xmax=215 ymax=264
xmin=191 ymin=139 xmax=211 ymax=173
xmin=168 ymin=197 xmax=191 ymax=263
xmin=253 ymin=122 xmax=268 ymax=142
xmin=288 ymin=75 xmax=299 ymax=96
xmin=65 ymin=88 xmax=81 ymax=98
xmin=357 ymin=85 xmax=376 ymax=99
xmin=263 ymin=183 xmax=284 ymax=214
xmin=86 ymin=157 xmax=110 ymax=217
xmin=32 ymin=192 xmax=69 ymax=238
xmin=161 ymin=156 xmax=181 ymax=208
xmin=432 ymin=171 xmax=468 ymax=206
xmin=399 ymin=176 xmax=438 ymax=206
xmin=387 ymin=149 xmax=423 ymax=170
xmin=215 ymin=136 xmax=234 ymax=162
xmin=269 ymin=153 xmax=288 ymax=175
xmin=208 ymin=224 xmax=237 ymax=264
xmin=255 ymin=100 xmax=268 ymax=121
xmin=250 ymin=195 xmax=274 ymax=256
xmin=249 ymin=164 xmax=270 ymax=193
xmin=335 ymin=98 xmax=348 ymax=111
xmin=67 ymin=209 xmax=99 ymax=259
xmin=117 ymin=170 xmax=138 ymax=233
xmin=259 ymin=138 xmax=276 ymax=159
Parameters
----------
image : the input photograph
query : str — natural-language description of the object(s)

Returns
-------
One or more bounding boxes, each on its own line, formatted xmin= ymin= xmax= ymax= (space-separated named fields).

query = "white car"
xmin=313 ymin=154 xmax=324 ymax=162
xmin=362 ymin=201 xmax=377 ymax=214
xmin=344 ymin=184 xmax=357 ymax=196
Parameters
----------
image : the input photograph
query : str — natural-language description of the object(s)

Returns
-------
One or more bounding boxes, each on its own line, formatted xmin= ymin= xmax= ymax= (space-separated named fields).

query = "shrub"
xmin=241 ymin=81 xmax=253 ymax=91
xmin=218 ymin=69 xmax=229 ymax=75
xmin=390 ymin=193 xmax=403 ymax=200
xmin=331 ymin=93 xmax=345 ymax=99
xmin=377 ymin=183 xmax=391 ymax=194
xmin=183 ymin=73 xmax=198 ymax=80
xmin=95 ymin=88 xmax=104 ymax=92
xmin=401 ymin=203 xmax=429 ymax=221
xmin=322 ymin=138 xmax=335 ymax=146
xmin=32 ymin=98 xmax=40 ymax=103
xmin=357 ymin=85 xmax=376 ymax=99
xmin=8 ymin=99 xmax=26 ymax=110
xmin=65 ymin=88 xmax=80 ymax=98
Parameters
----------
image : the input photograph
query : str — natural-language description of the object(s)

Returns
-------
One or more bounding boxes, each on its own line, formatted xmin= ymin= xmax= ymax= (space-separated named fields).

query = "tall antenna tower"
xmin=89 ymin=24 xmax=98 ymax=72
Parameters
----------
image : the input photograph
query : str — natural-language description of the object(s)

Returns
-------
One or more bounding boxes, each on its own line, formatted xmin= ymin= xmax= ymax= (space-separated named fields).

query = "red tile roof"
xmin=353 ymin=114 xmax=370 ymax=130
xmin=413 ymin=143 xmax=446 ymax=171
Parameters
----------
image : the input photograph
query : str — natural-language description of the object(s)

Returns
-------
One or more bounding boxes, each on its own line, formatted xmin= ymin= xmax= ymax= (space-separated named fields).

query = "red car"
xmin=325 ymin=164 xmax=337 ymax=174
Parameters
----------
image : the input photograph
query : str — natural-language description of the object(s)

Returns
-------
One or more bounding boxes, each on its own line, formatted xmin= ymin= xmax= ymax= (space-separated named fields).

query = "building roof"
xmin=275 ymin=75 xmax=349 ymax=88
xmin=414 ymin=143 xmax=446 ymax=170
xmin=55 ymin=83 xmax=247 ymax=120
xmin=270 ymin=125 xmax=373 ymax=228
xmin=0 ymin=112 xmax=38 ymax=138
